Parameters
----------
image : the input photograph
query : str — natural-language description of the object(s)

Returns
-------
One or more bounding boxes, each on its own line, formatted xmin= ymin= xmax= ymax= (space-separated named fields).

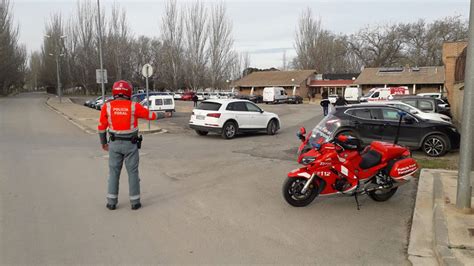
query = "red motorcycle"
xmin=283 ymin=113 xmax=419 ymax=208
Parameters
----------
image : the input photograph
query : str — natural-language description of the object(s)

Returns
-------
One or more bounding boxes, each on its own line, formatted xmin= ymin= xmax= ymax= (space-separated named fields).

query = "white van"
xmin=344 ymin=85 xmax=362 ymax=103
xmin=263 ymin=87 xmax=288 ymax=104
xmin=140 ymin=95 xmax=175 ymax=113
xmin=360 ymin=86 xmax=409 ymax=102
xmin=209 ymin=92 xmax=219 ymax=99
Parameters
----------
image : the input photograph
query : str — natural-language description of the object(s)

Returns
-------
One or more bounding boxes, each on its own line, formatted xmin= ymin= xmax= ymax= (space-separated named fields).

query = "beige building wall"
xmin=443 ymin=41 xmax=468 ymax=124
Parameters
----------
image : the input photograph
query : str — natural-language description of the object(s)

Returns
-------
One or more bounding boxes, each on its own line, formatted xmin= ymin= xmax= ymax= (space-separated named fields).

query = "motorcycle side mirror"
xmin=299 ymin=127 xmax=306 ymax=135
xmin=297 ymin=127 xmax=306 ymax=142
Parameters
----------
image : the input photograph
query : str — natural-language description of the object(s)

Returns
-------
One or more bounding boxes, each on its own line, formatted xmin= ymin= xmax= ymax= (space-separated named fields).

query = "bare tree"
xmin=106 ymin=3 xmax=132 ymax=82
xmin=294 ymin=8 xmax=360 ymax=73
xmin=161 ymin=0 xmax=184 ymax=90
xmin=40 ymin=14 xmax=67 ymax=89
xmin=230 ymin=51 xmax=241 ymax=81
xmin=294 ymin=8 xmax=321 ymax=70
xmin=130 ymin=36 xmax=155 ymax=87
xmin=423 ymin=16 xmax=467 ymax=65
xmin=208 ymin=2 xmax=234 ymax=89
xmin=349 ymin=24 xmax=404 ymax=67
xmin=0 ymin=0 xmax=27 ymax=95
xmin=67 ymin=0 xmax=98 ymax=95
xmin=27 ymin=51 xmax=42 ymax=90
xmin=184 ymin=1 xmax=208 ymax=90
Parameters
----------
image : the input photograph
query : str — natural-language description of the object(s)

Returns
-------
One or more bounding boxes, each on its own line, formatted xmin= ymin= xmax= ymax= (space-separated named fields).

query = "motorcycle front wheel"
xmin=282 ymin=178 xmax=319 ymax=207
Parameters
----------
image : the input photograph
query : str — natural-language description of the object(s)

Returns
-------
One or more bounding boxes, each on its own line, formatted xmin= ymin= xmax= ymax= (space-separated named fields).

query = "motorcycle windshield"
xmin=310 ymin=115 xmax=342 ymax=145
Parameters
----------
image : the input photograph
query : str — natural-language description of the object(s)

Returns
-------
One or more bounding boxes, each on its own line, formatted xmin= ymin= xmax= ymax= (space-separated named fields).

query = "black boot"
xmin=106 ymin=203 xmax=116 ymax=210
xmin=131 ymin=203 xmax=141 ymax=210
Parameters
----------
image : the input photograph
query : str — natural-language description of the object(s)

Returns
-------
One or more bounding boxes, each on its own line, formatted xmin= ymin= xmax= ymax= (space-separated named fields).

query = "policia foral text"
xmin=98 ymin=80 xmax=157 ymax=210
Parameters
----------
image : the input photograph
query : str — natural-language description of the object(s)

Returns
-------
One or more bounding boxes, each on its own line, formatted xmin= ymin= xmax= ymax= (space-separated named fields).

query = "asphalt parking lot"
xmin=24 ymin=95 xmax=416 ymax=264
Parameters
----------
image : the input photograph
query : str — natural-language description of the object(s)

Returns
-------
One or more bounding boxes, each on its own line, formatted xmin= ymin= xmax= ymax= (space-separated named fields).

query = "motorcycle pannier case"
xmin=389 ymin=158 xmax=418 ymax=179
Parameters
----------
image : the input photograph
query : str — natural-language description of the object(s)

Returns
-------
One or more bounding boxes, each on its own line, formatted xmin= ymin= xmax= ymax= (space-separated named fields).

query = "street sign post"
xmin=142 ymin=64 xmax=154 ymax=130
xmin=96 ymin=69 xmax=107 ymax=84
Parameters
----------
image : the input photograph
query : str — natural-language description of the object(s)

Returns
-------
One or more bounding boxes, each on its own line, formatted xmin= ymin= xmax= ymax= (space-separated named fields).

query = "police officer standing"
xmin=98 ymin=80 xmax=157 ymax=210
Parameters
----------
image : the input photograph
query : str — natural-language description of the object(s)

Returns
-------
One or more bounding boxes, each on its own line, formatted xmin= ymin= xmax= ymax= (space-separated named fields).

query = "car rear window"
xmin=196 ymin=102 xmax=221 ymax=111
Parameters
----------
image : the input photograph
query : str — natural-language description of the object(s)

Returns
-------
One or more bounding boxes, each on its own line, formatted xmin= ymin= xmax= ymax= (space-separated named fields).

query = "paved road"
xmin=0 ymin=93 xmax=416 ymax=264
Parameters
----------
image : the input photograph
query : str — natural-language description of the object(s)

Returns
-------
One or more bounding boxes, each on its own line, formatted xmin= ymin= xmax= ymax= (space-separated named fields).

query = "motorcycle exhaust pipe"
xmin=363 ymin=180 xmax=408 ymax=193
xmin=301 ymin=173 xmax=316 ymax=194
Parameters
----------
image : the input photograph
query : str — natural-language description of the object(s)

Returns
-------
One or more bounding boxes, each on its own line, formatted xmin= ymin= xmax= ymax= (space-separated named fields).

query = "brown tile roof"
xmin=309 ymin=79 xmax=354 ymax=87
xmin=354 ymin=66 xmax=445 ymax=85
xmin=232 ymin=70 xmax=317 ymax=87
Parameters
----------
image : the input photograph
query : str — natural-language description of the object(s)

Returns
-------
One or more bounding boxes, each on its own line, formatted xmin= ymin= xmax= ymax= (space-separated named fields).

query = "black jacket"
xmin=320 ymin=99 xmax=330 ymax=107
xmin=335 ymin=98 xmax=348 ymax=106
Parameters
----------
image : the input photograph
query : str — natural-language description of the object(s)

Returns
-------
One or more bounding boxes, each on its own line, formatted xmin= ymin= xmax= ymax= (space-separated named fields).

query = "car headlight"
xmin=441 ymin=117 xmax=451 ymax=122
xmin=301 ymin=156 xmax=316 ymax=165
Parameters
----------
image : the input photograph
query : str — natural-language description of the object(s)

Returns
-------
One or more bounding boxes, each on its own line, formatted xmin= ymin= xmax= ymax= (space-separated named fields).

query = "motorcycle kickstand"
xmin=354 ymin=181 xmax=361 ymax=210
xmin=354 ymin=193 xmax=361 ymax=210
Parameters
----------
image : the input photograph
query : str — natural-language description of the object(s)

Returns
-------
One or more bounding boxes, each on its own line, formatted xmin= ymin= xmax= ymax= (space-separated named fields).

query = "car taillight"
xmin=207 ymin=113 xmax=221 ymax=118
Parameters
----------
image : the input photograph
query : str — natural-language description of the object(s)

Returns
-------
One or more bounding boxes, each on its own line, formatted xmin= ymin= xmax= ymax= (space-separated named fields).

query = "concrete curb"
xmin=45 ymin=97 xmax=165 ymax=135
xmin=45 ymin=97 xmax=96 ymax=134
xmin=432 ymin=173 xmax=463 ymax=266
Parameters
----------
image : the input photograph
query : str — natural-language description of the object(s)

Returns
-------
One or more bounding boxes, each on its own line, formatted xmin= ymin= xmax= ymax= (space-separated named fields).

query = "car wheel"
xmin=195 ymin=130 xmax=208 ymax=136
xmin=266 ymin=119 xmax=278 ymax=135
xmin=221 ymin=121 xmax=237 ymax=139
xmin=422 ymin=135 xmax=448 ymax=157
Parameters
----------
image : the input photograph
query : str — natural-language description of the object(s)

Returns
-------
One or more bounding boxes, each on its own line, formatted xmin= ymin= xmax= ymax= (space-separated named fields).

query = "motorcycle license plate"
xmin=196 ymin=115 xmax=205 ymax=120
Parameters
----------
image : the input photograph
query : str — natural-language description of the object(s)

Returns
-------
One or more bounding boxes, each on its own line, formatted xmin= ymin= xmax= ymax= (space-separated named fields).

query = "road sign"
xmin=142 ymin=64 xmax=153 ymax=78
xmin=96 ymin=69 xmax=108 ymax=84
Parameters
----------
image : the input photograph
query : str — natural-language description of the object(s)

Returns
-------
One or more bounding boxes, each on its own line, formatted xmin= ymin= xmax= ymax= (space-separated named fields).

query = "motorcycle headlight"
xmin=301 ymin=156 xmax=316 ymax=165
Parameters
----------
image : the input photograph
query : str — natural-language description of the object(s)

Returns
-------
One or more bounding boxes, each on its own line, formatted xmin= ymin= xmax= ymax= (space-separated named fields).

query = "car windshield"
xmin=309 ymin=114 xmax=342 ymax=145
xmin=196 ymin=102 xmax=221 ymax=111
xmin=363 ymin=91 xmax=374 ymax=97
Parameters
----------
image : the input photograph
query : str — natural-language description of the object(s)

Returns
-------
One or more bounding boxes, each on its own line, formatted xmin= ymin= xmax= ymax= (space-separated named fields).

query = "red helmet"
xmin=112 ymin=80 xmax=133 ymax=99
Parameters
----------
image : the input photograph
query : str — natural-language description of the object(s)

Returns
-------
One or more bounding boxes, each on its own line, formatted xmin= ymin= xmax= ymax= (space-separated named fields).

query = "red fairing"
xmin=370 ymin=141 xmax=407 ymax=161
xmin=389 ymin=158 xmax=418 ymax=179
xmin=288 ymin=167 xmax=312 ymax=178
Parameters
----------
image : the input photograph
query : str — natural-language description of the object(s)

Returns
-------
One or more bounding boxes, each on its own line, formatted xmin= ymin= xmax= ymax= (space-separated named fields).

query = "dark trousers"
xmin=323 ymin=106 xmax=328 ymax=116
xmin=193 ymin=101 xmax=198 ymax=107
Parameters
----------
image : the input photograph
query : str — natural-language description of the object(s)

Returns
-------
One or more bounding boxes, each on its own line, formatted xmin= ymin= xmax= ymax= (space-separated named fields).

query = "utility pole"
xmin=46 ymin=34 xmax=66 ymax=103
xmin=456 ymin=0 xmax=474 ymax=211
xmin=55 ymin=54 xmax=61 ymax=102
xmin=97 ymin=0 xmax=105 ymax=101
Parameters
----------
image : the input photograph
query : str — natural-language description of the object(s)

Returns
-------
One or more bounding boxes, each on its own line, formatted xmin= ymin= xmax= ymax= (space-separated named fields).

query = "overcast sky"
xmin=13 ymin=0 xmax=470 ymax=68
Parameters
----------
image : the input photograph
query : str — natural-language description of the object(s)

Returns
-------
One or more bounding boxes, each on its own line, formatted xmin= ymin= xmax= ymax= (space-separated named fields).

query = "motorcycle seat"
xmin=359 ymin=149 xmax=382 ymax=169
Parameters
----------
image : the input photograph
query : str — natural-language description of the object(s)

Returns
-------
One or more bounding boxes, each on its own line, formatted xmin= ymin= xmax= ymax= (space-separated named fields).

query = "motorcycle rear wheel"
xmin=368 ymin=187 xmax=398 ymax=202
xmin=283 ymin=178 xmax=319 ymax=207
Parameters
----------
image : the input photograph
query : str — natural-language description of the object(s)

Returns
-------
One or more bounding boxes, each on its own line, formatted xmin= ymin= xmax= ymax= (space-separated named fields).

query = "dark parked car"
xmin=327 ymin=104 xmax=460 ymax=157
xmin=234 ymin=94 xmax=263 ymax=103
xmin=391 ymin=95 xmax=451 ymax=117
xmin=287 ymin=95 xmax=303 ymax=104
